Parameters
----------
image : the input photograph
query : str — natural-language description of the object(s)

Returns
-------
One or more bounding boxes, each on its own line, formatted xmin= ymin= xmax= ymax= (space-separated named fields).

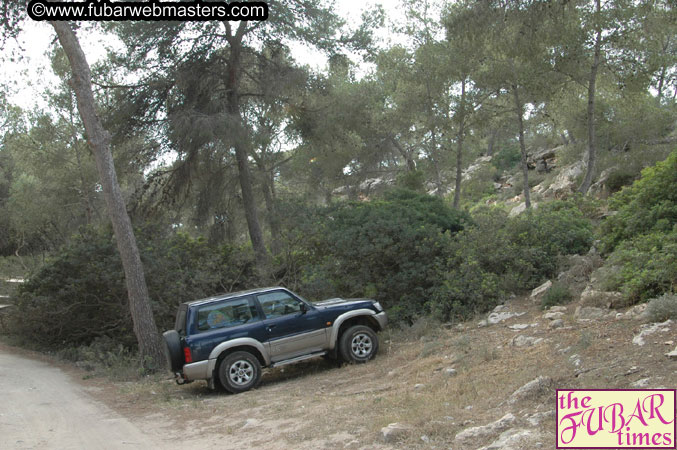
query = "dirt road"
xmin=0 ymin=350 xmax=164 ymax=450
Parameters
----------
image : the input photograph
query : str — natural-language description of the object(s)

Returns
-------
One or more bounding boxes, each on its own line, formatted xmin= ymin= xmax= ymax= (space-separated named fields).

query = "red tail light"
xmin=183 ymin=346 xmax=193 ymax=364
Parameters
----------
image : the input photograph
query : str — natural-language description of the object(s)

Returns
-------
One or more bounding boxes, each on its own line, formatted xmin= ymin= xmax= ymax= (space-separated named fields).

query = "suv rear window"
xmin=196 ymin=296 xmax=260 ymax=332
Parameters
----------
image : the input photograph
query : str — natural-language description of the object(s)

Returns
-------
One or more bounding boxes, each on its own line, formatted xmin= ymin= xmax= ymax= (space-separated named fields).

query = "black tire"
xmin=339 ymin=325 xmax=379 ymax=363
xmin=163 ymin=330 xmax=183 ymax=372
xmin=217 ymin=351 xmax=262 ymax=394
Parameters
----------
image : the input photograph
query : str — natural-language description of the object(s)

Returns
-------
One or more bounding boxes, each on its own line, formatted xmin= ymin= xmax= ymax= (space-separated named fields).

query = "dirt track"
xmin=0 ymin=350 xmax=164 ymax=450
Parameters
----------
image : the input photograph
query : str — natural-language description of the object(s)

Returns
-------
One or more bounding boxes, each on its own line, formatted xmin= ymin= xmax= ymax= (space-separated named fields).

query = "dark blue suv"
xmin=163 ymin=287 xmax=387 ymax=393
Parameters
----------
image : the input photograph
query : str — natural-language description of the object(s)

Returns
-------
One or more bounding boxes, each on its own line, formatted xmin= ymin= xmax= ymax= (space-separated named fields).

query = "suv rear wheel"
xmin=217 ymin=351 xmax=262 ymax=394
xmin=339 ymin=325 xmax=379 ymax=363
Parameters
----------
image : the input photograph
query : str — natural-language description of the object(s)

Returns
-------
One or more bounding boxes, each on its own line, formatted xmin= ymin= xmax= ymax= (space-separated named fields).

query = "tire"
xmin=162 ymin=330 xmax=183 ymax=372
xmin=217 ymin=351 xmax=262 ymax=394
xmin=339 ymin=325 xmax=379 ymax=363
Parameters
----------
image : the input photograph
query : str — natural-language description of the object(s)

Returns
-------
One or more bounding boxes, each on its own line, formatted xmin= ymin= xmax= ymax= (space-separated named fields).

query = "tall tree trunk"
xmin=225 ymin=37 xmax=270 ymax=274
xmin=453 ymin=79 xmax=467 ymax=209
xmin=487 ymin=128 xmax=497 ymax=157
xmin=512 ymin=84 xmax=531 ymax=209
xmin=579 ymin=0 xmax=602 ymax=195
xmin=50 ymin=21 xmax=165 ymax=370
xmin=261 ymin=173 xmax=281 ymax=257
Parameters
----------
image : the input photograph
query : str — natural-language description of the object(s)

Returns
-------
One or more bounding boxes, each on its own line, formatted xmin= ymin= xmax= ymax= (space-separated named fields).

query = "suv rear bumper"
xmin=182 ymin=360 xmax=210 ymax=381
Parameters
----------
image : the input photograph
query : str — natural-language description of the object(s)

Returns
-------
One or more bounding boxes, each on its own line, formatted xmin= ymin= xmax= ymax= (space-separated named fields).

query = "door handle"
xmin=266 ymin=325 xmax=276 ymax=332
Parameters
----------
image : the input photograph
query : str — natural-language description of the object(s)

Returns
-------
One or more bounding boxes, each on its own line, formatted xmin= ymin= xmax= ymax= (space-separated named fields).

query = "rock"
xmin=589 ymin=166 xmax=618 ymax=195
xmin=509 ymin=202 xmax=538 ymax=218
xmin=569 ymin=354 xmax=581 ymax=367
xmin=508 ymin=323 xmax=531 ymax=330
xmin=487 ymin=311 xmax=525 ymax=324
xmin=620 ymin=303 xmax=648 ymax=321
xmin=666 ymin=347 xmax=677 ymax=360
xmin=478 ymin=319 xmax=488 ymax=328
xmin=445 ymin=368 xmax=458 ymax=377
xmin=381 ymin=423 xmax=412 ymax=442
xmin=633 ymin=320 xmax=673 ymax=346
xmin=548 ymin=306 xmax=567 ymax=312
xmin=579 ymin=285 xmax=625 ymax=308
xmin=478 ymin=428 xmax=537 ymax=450
xmin=530 ymin=280 xmax=552 ymax=299
xmin=543 ymin=312 xmax=564 ymax=320
xmin=414 ymin=383 xmax=425 ymax=390
xmin=510 ymin=335 xmax=544 ymax=347
xmin=242 ymin=418 xmax=261 ymax=428
xmin=462 ymin=156 xmax=493 ymax=181
xmin=574 ymin=306 xmax=611 ymax=321
xmin=493 ymin=304 xmax=508 ymax=313
xmin=549 ymin=319 xmax=564 ymax=329
xmin=508 ymin=376 xmax=553 ymax=405
xmin=544 ymin=161 xmax=585 ymax=198
xmin=455 ymin=413 xmax=515 ymax=442
xmin=525 ymin=410 xmax=555 ymax=426
xmin=631 ymin=378 xmax=651 ymax=388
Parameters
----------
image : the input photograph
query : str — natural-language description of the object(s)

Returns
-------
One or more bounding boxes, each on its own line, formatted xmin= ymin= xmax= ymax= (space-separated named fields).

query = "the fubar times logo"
xmin=556 ymin=389 xmax=676 ymax=448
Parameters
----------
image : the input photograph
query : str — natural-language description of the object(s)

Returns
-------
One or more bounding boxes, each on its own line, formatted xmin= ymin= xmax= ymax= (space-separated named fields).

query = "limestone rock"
xmin=633 ymin=320 xmax=673 ymax=346
xmin=510 ymin=335 xmax=544 ymax=348
xmin=381 ymin=423 xmax=412 ymax=442
xmin=455 ymin=413 xmax=515 ymax=442
xmin=543 ymin=311 xmax=564 ymax=320
xmin=549 ymin=319 xmax=564 ymax=329
xmin=666 ymin=347 xmax=677 ymax=360
xmin=530 ymin=280 xmax=552 ymax=299
xmin=507 ymin=376 xmax=553 ymax=405
xmin=487 ymin=311 xmax=525 ymax=325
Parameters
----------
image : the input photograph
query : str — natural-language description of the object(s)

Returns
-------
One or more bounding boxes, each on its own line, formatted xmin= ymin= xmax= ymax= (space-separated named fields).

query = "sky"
xmin=2 ymin=0 xmax=411 ymax=112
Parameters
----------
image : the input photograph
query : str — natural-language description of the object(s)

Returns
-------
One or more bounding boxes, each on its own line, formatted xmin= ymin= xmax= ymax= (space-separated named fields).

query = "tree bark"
xmin=453 ymin=79 xmax=467 ymax=209
xmin=512 ymin=84 xmax=531 ymax=209
xmin=578 ymin=0 xmax=602 ymax=195
xmin=50 ymin=21 xmax=165 ymax=370
xmin=487 ymin=128 xmax=497 ymax=157
xmin=225 ymin=35 xmax=270 ymax=273
xmin=261 ymin=172 xmax=281 ymax=257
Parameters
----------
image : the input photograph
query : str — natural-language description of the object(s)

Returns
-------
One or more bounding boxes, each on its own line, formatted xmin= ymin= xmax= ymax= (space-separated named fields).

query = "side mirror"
xmin=300 ymin=302 xmax=309 ymax=314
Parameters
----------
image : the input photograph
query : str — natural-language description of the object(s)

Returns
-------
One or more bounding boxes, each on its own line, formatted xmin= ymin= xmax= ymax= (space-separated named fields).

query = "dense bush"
xmin=599 ymin=230 xmax=677 ymax=303
xmin=430 ymin=201 xmax=594 ymax=321
xmin=12 ymin=226 xmax=257 ymax=348
xmin=601 ymin=149 xmax=677 ymax=253
xmin=300 ymin=189 xmax=468 ymax=322
xmin=596 ymin=149 xmax=677 ymax=303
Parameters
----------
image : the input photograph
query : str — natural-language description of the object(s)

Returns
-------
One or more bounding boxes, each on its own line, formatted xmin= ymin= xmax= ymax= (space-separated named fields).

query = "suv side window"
xmin=257 ymin=291 xmax=302 ymax=319
xmin=196 ymin=296 xmax=260 ymax=332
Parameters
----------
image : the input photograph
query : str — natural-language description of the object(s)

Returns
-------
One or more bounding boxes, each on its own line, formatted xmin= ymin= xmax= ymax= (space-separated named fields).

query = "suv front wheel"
xmin=340 ymin=325 xmax=379 ymax=363
xmin=218 ymin=351 xmax=262 ymax=393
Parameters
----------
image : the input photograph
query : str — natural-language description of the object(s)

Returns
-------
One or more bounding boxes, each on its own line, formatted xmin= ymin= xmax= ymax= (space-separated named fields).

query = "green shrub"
xmin=601 ymin=149 xmax=677 ymax=253
xmin=429 ymin=202 xmax=593 ymax=321
xmin=644 ymin=293 xmax=677 ymax=322
xmin=541 ymin=282 xmax=573 ymax=309
xmin=301 ymin=189 xmax=468 ymax=323
xmin=600 ymin=229 xmax=677 ymax=303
